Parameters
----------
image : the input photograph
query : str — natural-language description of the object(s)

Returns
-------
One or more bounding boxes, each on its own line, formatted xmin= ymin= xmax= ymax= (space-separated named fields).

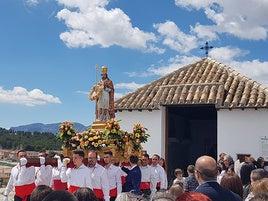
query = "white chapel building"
xmin=114 ymin=57 xmax=268 ymax=176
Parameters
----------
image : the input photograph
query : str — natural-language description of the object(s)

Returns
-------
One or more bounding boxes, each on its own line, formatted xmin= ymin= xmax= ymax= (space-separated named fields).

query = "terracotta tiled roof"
xmin=114 ymin=58 xmax=268 ymax=110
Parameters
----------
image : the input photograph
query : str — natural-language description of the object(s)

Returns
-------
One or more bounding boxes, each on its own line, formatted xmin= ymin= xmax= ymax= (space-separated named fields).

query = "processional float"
xmin=27 ymin=65 xmax=149 ymax=167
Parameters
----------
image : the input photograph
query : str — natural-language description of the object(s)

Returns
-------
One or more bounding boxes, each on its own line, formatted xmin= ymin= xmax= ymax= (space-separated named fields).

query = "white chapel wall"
xmin=115 ymin=108 xmax=165 ymax=157
xmin=218 ymin=109 xmax=268 ymax=161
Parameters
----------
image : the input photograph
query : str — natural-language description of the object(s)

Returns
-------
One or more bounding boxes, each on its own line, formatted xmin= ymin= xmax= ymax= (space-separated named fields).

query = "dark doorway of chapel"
xmin=166 ymin=105 xmax=217 ymax=185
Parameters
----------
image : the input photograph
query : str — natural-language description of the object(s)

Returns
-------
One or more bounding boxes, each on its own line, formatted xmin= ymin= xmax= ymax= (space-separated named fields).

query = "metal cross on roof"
xmin=200 ymin=41 xmax=213 ymax=57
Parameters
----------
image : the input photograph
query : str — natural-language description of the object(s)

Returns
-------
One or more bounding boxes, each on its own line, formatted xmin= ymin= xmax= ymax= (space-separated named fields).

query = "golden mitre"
xmin=101 ymin=66 xmax=108 ymax=74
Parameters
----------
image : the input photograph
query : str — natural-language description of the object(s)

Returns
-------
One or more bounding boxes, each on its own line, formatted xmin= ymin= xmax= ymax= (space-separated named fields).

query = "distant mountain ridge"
xmin=10 ymin=122 xmax=89 ymax=134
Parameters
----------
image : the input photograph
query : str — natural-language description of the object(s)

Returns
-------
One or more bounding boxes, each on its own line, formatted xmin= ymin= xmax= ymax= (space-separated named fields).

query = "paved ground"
xmin=0 ymin=163 xmax=15 ymax=201
xmin=0 ymin=188 xmax=14 ymax=201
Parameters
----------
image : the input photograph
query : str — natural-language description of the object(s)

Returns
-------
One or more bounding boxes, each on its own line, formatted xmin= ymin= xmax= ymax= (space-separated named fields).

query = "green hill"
xmin=0 ymin=127 xmax=62 ymax=151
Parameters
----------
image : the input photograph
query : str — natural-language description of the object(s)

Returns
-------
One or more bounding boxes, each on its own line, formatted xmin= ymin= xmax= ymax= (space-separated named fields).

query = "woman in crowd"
xmin=256 ymin=157 xmax=265 ymax=169
xmin=250 ymin=178 xmax=268 ymax=200
xmin=73 ymin=187 xmax=97 ymax=201
xmin=42 ymin=190 xmax=78 ymax=201
xmin=30 ymin=185 xmax=53 ymax=201
xmin=220 ymin=173 xmax=243 ymax=198
xmin=227 ymin=164 xmax=235 ymax=176
xmin=159 ymin=158 xmax=166 ymax=170
xmin=152 ymin=190 xmax=176 ymax=201
xmin=176 ymin=192 xmax=212 ymax=201
xmin=115 ymin=192 xmax=147 ymax=201
xmin=249 ymin=193 xmax=268 ymax=201
xmin=168 ymin=183 xmax=184 ymax=199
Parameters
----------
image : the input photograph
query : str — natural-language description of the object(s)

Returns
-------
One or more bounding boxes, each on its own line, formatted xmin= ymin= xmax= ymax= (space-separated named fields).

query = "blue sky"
xmin=1 ymin=0 xmax=268 ymax=129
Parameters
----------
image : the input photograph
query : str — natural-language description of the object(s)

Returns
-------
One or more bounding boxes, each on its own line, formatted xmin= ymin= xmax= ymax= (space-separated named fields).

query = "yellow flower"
xmin=93 ymin=135 xmax=98 ymax=140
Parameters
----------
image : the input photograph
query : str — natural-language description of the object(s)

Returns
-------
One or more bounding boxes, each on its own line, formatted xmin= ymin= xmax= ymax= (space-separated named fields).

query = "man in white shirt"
xmin=35 ymin=151 xmax=53 ymax=187
xmin=50 ymin=154 xmax=67 ymax=190
xmin=103 ymin=151 xmax=122 ymax=201
xmin=139 ymin=153 xmax=157 ymax=200
xmin=151 ymin=154 xmax=168 ymax=190
xmin=60 ymin=149 xmax=92 ymax=193
xmin=88 ymin=150 xmax=110 ymax=201
xmin=4 ymin=150 xmax=36 ymax=201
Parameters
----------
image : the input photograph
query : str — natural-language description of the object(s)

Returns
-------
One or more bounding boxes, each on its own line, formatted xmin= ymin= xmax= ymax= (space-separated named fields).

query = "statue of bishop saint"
xmin=89 ymin=66 xmax=115 ymax=121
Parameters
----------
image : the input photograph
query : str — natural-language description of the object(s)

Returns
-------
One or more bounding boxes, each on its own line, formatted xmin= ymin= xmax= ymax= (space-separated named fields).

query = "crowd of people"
xmin=2 ymin=150 xmax=268 ymax=201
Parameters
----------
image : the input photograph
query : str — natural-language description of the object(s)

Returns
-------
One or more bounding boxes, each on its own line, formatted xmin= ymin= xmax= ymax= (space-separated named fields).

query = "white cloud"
xmin=175 ymin=0 xmax=213 ymax=10
xmin=124 ymin=71 xmax=154 ymax=78
xmin=76 ymin=90 xmax=89 ymax=95
xmin=0 ymin=86 xmax=61 ymax=106
xmin=209 ymin=46 xmax=249 ymax=63
xmin=154 ymin=21 xmax=198 ymax=53
xmin=114 ymin=82 xmax=145 ymax=99
xmin=25 ymin=0 xmax=39 ymax=6
xmin=148 ymin=55 xmax=200 ymax=76
xmin=56 ymin=0 xmax=160 ymax=52
xmin=124 ymin=55 xmax=201 ymax=78
xmin=190 ymin=23 xmax=218 ymax=41
xmin=115 ymin=82 xmax=144 ymax=91
xmin=209 ymin=46 xmax=268 ymax=87
xmin=114 ymin=92 xmax=124 ymax=100
xmin=175 ymin=0 xmax=268 ymax=40
xmin=229 ymin=60 xmax=268 ymax=79
xmin=222 ymin=59 xmax=268 ymax=87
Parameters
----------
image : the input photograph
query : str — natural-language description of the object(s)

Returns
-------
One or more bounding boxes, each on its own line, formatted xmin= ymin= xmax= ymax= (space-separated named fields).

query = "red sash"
xmin=109 ymin=188 xmax=117 ymax=197
xmin=68 ymin=185 xmax=80 ymax=193
xmin=15 ymin=183 xmax=35 ymax=201
xmin=121 ymin=176 xmax=126 ymax=185
xmin=53 ymin=180 xmax=67 ymax=190
xmin=157 ymin=182 xmax=161 ymax=188
xmin=93 ymin=188 xmax=104 ymax=200
xmin=140 ymin=182 xmax=150 ymax=190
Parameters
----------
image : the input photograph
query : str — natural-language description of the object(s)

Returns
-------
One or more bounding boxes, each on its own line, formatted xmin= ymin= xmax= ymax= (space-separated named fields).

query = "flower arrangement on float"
xmin=56 ymin=121 xmax=77 ymax=149
xmin=56 ymin=119 xmax=150 ymax=159
xmin=103 ymin=119 xmax=122 ymax=140
xmin=68 ymin=129 xmax=108 ymax=150
xmin=131 ymin=123 xmax=150 ymax=150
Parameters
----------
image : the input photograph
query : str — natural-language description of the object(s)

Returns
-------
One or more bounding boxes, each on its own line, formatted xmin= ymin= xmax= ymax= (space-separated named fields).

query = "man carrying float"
xmin=3 ymin=150 xmax=45 ymax=201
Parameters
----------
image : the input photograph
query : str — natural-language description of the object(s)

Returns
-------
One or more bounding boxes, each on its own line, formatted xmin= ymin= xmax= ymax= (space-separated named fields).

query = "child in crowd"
xmin=173 ymin=168 xmax=186 ymax=190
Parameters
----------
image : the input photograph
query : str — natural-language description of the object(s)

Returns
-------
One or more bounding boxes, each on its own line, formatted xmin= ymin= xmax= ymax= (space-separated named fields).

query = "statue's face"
xmin=101 ymin=73 xmax=107 ymax=80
